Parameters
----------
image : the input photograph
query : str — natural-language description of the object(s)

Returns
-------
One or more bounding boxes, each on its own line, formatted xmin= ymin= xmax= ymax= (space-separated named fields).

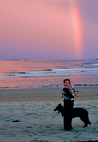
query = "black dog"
xmin=54 ymin=104 xmax=91 ymax=127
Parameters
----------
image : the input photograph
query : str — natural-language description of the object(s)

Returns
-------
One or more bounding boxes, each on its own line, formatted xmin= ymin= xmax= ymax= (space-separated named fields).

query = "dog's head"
xmin=54 ymin=103 xmax=63 ymax=113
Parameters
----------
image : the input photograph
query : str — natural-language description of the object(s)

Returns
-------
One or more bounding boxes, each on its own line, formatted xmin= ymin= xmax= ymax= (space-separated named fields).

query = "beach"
xmin=0 ymin=87 xmax=98 ymax=142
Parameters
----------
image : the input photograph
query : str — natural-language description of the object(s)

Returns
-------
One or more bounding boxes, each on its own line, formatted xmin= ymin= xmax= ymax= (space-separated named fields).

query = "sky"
xmin=0 ymin=0 xmax=98 ymax=60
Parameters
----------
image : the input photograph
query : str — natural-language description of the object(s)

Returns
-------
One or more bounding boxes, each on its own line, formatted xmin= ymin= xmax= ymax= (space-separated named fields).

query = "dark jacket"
xmin=62 ymin=87 xmax=74 ymax=101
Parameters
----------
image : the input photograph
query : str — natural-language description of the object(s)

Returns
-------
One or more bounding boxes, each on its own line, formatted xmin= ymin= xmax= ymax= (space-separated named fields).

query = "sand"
xmin=0 ymin=87 xmax=98 ymax=142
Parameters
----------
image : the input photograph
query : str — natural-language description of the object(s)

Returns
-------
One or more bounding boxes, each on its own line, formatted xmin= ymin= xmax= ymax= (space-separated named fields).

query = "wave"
xmin=0 ymin=68 xmax=98 ymax=79
xmin=43 ymin=68 xmax=98 ymax=71
xmin=43 ymin=69 xmax=52 ymax=71
xmin=92 ymin=64 xmax=98 ymax=65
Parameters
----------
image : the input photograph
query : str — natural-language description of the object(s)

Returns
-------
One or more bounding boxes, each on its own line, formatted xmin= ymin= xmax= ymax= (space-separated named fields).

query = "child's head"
xmin=63 ymin=79 xmax=70 ymax=87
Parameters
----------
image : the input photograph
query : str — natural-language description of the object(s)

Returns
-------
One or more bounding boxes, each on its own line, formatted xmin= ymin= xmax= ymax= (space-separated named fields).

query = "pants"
xmin=64 ymin=100 xmax=74 ymax=130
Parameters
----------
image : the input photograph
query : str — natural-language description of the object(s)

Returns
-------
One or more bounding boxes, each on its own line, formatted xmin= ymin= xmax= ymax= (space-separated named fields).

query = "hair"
xmin=63 ymin=79 xmax=71 ymax=84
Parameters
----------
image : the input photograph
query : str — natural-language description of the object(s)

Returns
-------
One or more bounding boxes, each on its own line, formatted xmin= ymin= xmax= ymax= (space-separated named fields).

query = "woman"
xmin=62 ymin=79 xmax=76 ymax=130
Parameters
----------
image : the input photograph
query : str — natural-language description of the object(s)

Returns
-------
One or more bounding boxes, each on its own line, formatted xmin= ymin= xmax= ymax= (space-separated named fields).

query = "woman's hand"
xmin=74 ymin=91 xmax=79 ymax=98
xmin=74 ymin=91 xmax=78 ymax=95
xmin=74 ymin=91 xmax=79 ymax=94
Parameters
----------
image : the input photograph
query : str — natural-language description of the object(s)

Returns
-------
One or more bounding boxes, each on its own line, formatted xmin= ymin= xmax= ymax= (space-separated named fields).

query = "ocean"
xmin=0 ymin=60 xmax=98 ymax=89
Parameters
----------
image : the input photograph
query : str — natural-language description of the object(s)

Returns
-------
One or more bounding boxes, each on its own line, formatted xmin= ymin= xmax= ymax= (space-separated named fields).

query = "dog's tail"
xmin=88 ymin=120 xmax=91 ymax=125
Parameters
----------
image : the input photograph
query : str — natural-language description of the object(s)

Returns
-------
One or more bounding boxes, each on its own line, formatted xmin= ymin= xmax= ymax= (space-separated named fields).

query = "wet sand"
xmin=0 ymin=87 xmax=98 ymax=142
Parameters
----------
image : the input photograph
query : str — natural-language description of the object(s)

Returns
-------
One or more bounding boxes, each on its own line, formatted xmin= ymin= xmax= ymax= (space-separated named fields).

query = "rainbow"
xmin=70 ymin=0 xmax=82 ymax=58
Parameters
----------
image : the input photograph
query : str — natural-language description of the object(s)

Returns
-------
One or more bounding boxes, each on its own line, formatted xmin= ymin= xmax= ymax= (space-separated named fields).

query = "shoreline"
xmin=0 ymin=82 xmax=98 ymax=90
xmin=0 ymin=84 xmax=98 ymax=90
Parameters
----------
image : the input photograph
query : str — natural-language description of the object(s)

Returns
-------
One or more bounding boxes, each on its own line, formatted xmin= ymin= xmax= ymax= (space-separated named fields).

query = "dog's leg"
xmin=83 ymin=124 xmax=88 ymax=127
